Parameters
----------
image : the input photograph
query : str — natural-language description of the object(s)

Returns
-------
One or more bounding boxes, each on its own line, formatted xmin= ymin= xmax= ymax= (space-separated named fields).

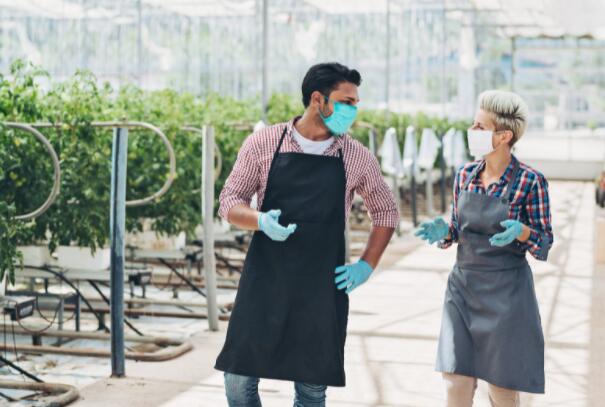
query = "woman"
xmin=415 ymin=90 xmax=553 ymax=406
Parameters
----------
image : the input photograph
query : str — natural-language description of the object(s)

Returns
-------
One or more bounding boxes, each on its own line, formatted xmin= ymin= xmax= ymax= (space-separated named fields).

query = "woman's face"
xmin=471 ymin=109 xmax=497 ymax=131
xmin=469 ymin=109 xmax=512 ymax=152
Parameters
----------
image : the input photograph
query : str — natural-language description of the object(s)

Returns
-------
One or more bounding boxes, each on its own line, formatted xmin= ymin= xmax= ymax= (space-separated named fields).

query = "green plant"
xmin=36 ymin=70 xmax=114 ymax=252
xmin=0 ymin=61 xmax=53 ymax=246
xmin=113 ymin=86 xmax=205 ymax=238
xmin=0 ymin=202 xmax=24 ymax=285
xmin=199 ymin=93 xmax=260 ymax=215
xmin=266 ymin=93 xmax=304 ymax=124
xmin=1 ymin=59 xmax=471 ymax=282
xmin=0 ymin=61 xmax=55 ymax=284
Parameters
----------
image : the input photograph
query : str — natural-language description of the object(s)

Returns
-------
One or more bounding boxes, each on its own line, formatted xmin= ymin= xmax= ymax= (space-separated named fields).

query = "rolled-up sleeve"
xmin=355 ymin=153 xmax=399 ymax=228
xmin=521 ymin=174 xmax=553 ymax=261
xmin=218 ymin=135 xmax=260 ymax=220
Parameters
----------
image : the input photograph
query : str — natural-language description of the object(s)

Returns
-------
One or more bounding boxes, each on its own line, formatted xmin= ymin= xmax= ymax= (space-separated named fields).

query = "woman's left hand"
xmin=489 ymin=219 xmax=525 ymax=247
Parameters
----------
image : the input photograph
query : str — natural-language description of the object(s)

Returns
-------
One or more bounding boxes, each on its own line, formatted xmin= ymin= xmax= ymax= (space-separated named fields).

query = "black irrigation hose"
xmin=154 ymin=264 xmax=177 ymax=292
xmin=0 ymin=390 xmax=16 ymax=402
xmin=191 ymin=238 xmax=249 ymax=254
xmin=35 ymin=295 xmax=77 ymax=326
xmin=158 ymin=258 xmax=229 ymax=314
xmin=214 ymin=253 xmax=243 ymax=275
xmin=36 ymin=266 xmax=109 ymax=333
xmin=191 ymin=240 xmax=244 ymax=275
xmin=0 ymin=355 xmax=43 ymax=383
xmin=86 ymin=280 xmax=144 ymax=337
xmin=158 ymin=258 xmax=207 ymax=299
xmin=9 ymin=298 xmax=60 ymax=335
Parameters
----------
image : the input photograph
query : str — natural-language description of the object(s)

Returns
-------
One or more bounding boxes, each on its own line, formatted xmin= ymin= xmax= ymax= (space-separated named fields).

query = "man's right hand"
xmin=258 ymin=209 xmax=297 ymax=241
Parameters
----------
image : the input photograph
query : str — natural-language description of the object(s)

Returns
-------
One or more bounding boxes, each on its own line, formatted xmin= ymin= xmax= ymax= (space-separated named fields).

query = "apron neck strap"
xmin=462 ymin=161 xmax=483 ymax=191
xmin=273 ymin=125 xmax=289 ymax=161
xmin=462 ymin=157 xmax=520 ymax=202
xmin=273 ymin=123 xmax=344 ymax=162
xmin=502 ymin=159 xmax=520 ymax=202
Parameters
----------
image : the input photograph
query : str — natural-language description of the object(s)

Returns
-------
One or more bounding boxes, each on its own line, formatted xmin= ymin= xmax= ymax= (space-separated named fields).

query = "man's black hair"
xmin=301 ymin=62 xmax=362 ymax=108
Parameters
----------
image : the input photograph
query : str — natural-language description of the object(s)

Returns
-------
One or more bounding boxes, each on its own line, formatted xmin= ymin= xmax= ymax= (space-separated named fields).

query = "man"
xmin=215 ymin=62 xmax=399 ymax=407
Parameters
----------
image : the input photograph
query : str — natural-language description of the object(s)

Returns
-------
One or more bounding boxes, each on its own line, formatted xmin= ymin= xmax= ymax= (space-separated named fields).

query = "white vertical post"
xmin=344 ymin=222 xmax=351 ymax=264
xmin=202 ymin=125 xmax=219 ymax=331
xmin=510 ymin=36 xmax=516 ymax=92
xmin=369 ymin=128 xmax=377 ymax=157
xmin=440 ymin=0 xmax=447 ymax=118
xmin=426 ymin=168 xmax=434 ymax=217
xmin=136 ymin=0 xmax=142 ymax=86
xmin=261 ymin=0 xmax=269 ymax=121
xmin=385 ymin=0 xmax=391 ymax=111
xmin=393 ymin=175 xmax=401 ymax=236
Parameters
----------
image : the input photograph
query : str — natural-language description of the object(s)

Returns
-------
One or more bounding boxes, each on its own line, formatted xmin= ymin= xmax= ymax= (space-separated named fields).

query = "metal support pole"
xmin=344 ymin=222 xmax=351 ymax=263
xmin=56 ymin=298 xmax=64 ymax=346
xmin=368 ymin=128 xmax=377 ymax=157
xmin=75 ymin=295 xmax=81 ymax=332
xmin=110 ymin=127 xmax=128 ymax=377
xmin=261 ymin=0 xmax=269 ymax=121
xmin=410 ymin=153 xmax=418 ymax=228
xmin=385 ymin=0 xmax=391 ymax=111
xmin=510 ymin=36 xmax=516 ymax=92
xmin=425 ymin=168 xmax=434 ymax=217
xmin=440 ymin=0 xmax=447 ymax=118
xmin=392 ymin=175 xmax=402 ymax=236
xmin=137 ymin=0 xmax=142 ymax=86
xmin=439 ymin=133 xmax=447 ymax=213
xmin=202 ymin=126 xmax=219 ymax=331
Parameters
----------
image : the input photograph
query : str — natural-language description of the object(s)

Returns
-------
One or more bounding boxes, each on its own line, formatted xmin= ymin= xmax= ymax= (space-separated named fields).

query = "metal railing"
xmin=2 ymin=122 xmax=61 ymax=221
xmin=30 ymin=121 xmax=177 ymax=207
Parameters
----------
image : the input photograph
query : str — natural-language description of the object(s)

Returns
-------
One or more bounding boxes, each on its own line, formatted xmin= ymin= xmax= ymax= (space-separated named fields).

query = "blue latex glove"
xmin=489 ymin=219 xmax=524 ymax=247
xmin=334 ymin=260 xmax=373 ymax=294
xmin=258 ymin=209 xmax=297 ymax=242
xmin=414 ymin=217 xmax=449 ymax=244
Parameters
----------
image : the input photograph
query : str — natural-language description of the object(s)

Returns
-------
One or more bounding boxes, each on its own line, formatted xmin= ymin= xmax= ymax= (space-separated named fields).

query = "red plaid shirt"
xmin=219 ymin=118 xmax=399 ymax=228
xmin=439 ymin=155 xmax=553 ymax=261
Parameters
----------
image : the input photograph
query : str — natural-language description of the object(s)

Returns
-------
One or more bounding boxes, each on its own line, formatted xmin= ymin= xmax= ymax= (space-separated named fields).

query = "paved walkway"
xmin=72 ymin=181 xmax=604 ymax=407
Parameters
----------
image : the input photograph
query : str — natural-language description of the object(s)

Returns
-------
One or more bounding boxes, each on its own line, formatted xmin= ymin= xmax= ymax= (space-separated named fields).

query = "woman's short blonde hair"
xmin=478 ymin=90 xmax=529 ymax=146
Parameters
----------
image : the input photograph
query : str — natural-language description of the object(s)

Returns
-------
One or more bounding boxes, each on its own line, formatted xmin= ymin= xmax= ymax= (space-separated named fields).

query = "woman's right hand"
xmin=414 ymin=217 xmax=449 ymax=244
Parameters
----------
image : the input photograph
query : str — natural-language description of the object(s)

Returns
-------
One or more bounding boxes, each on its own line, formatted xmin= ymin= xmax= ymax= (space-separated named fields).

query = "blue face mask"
xmin=319 ymin=96 xmax=358 ymax=136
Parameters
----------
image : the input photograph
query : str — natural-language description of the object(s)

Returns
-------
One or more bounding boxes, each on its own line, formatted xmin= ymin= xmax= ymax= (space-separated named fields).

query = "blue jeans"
xmin=224 ymin=373 xmax=327 ymax=407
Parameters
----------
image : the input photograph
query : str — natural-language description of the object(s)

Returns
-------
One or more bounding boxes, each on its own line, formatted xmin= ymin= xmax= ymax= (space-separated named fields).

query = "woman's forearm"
xmin=517 ymin=224 xmax=532 ymax=243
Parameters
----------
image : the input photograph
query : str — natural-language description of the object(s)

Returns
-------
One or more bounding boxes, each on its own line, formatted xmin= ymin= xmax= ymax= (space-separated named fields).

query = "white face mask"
xmin=467 ymin=129 xmax=495 ymax=158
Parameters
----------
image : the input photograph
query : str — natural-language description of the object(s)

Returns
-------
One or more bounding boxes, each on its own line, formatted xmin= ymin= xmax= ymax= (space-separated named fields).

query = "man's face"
xmin=314 ymin=82 xmax=360 ymax=118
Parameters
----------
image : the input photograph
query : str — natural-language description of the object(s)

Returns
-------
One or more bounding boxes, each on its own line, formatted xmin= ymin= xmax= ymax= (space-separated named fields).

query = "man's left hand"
xmin=334 ymin=260 xmax=373 ymax=294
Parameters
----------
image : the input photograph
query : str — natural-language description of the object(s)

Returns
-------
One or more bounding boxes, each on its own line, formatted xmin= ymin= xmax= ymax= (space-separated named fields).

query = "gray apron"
xmin=436 ymin=160 xmax=545 ymax=394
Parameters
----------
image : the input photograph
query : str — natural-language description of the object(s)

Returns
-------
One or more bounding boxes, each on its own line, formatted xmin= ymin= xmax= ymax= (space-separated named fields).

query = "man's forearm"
xmin=227 ymin=204 xmax=261 ymax=231
xmin=360 ymin=226 xmax=396 ymax=269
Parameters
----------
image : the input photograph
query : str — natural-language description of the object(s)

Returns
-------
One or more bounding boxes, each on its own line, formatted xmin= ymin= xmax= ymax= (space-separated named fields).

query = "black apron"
xmin=215 ymin=124 xmax=349 ymax=387
xmin=436 ymin=160 xmax=545 ymax=394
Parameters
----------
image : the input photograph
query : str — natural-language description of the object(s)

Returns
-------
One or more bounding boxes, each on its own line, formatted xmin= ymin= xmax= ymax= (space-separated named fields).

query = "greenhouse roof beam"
xmin=301 ymin=0 xmax=497 ymax=15
xmin=471 ymin=0 xmax=605 ymax=39
xmin=141 ymin=0 xmax=255 ymax=17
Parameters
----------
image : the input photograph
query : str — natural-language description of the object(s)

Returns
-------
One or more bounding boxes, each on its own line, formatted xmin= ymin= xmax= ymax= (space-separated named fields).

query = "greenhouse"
xmin=0 ymin=1 xmax=604 ymax=406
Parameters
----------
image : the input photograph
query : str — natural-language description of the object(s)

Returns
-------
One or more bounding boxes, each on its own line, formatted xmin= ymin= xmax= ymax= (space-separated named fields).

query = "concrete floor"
xmin=71 ymin=181 xmax=605 ymax=407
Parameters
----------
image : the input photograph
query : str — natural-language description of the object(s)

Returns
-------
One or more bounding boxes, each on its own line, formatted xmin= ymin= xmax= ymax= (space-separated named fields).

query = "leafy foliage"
xmin=0 ymin=59 xmax=470 ymax=282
